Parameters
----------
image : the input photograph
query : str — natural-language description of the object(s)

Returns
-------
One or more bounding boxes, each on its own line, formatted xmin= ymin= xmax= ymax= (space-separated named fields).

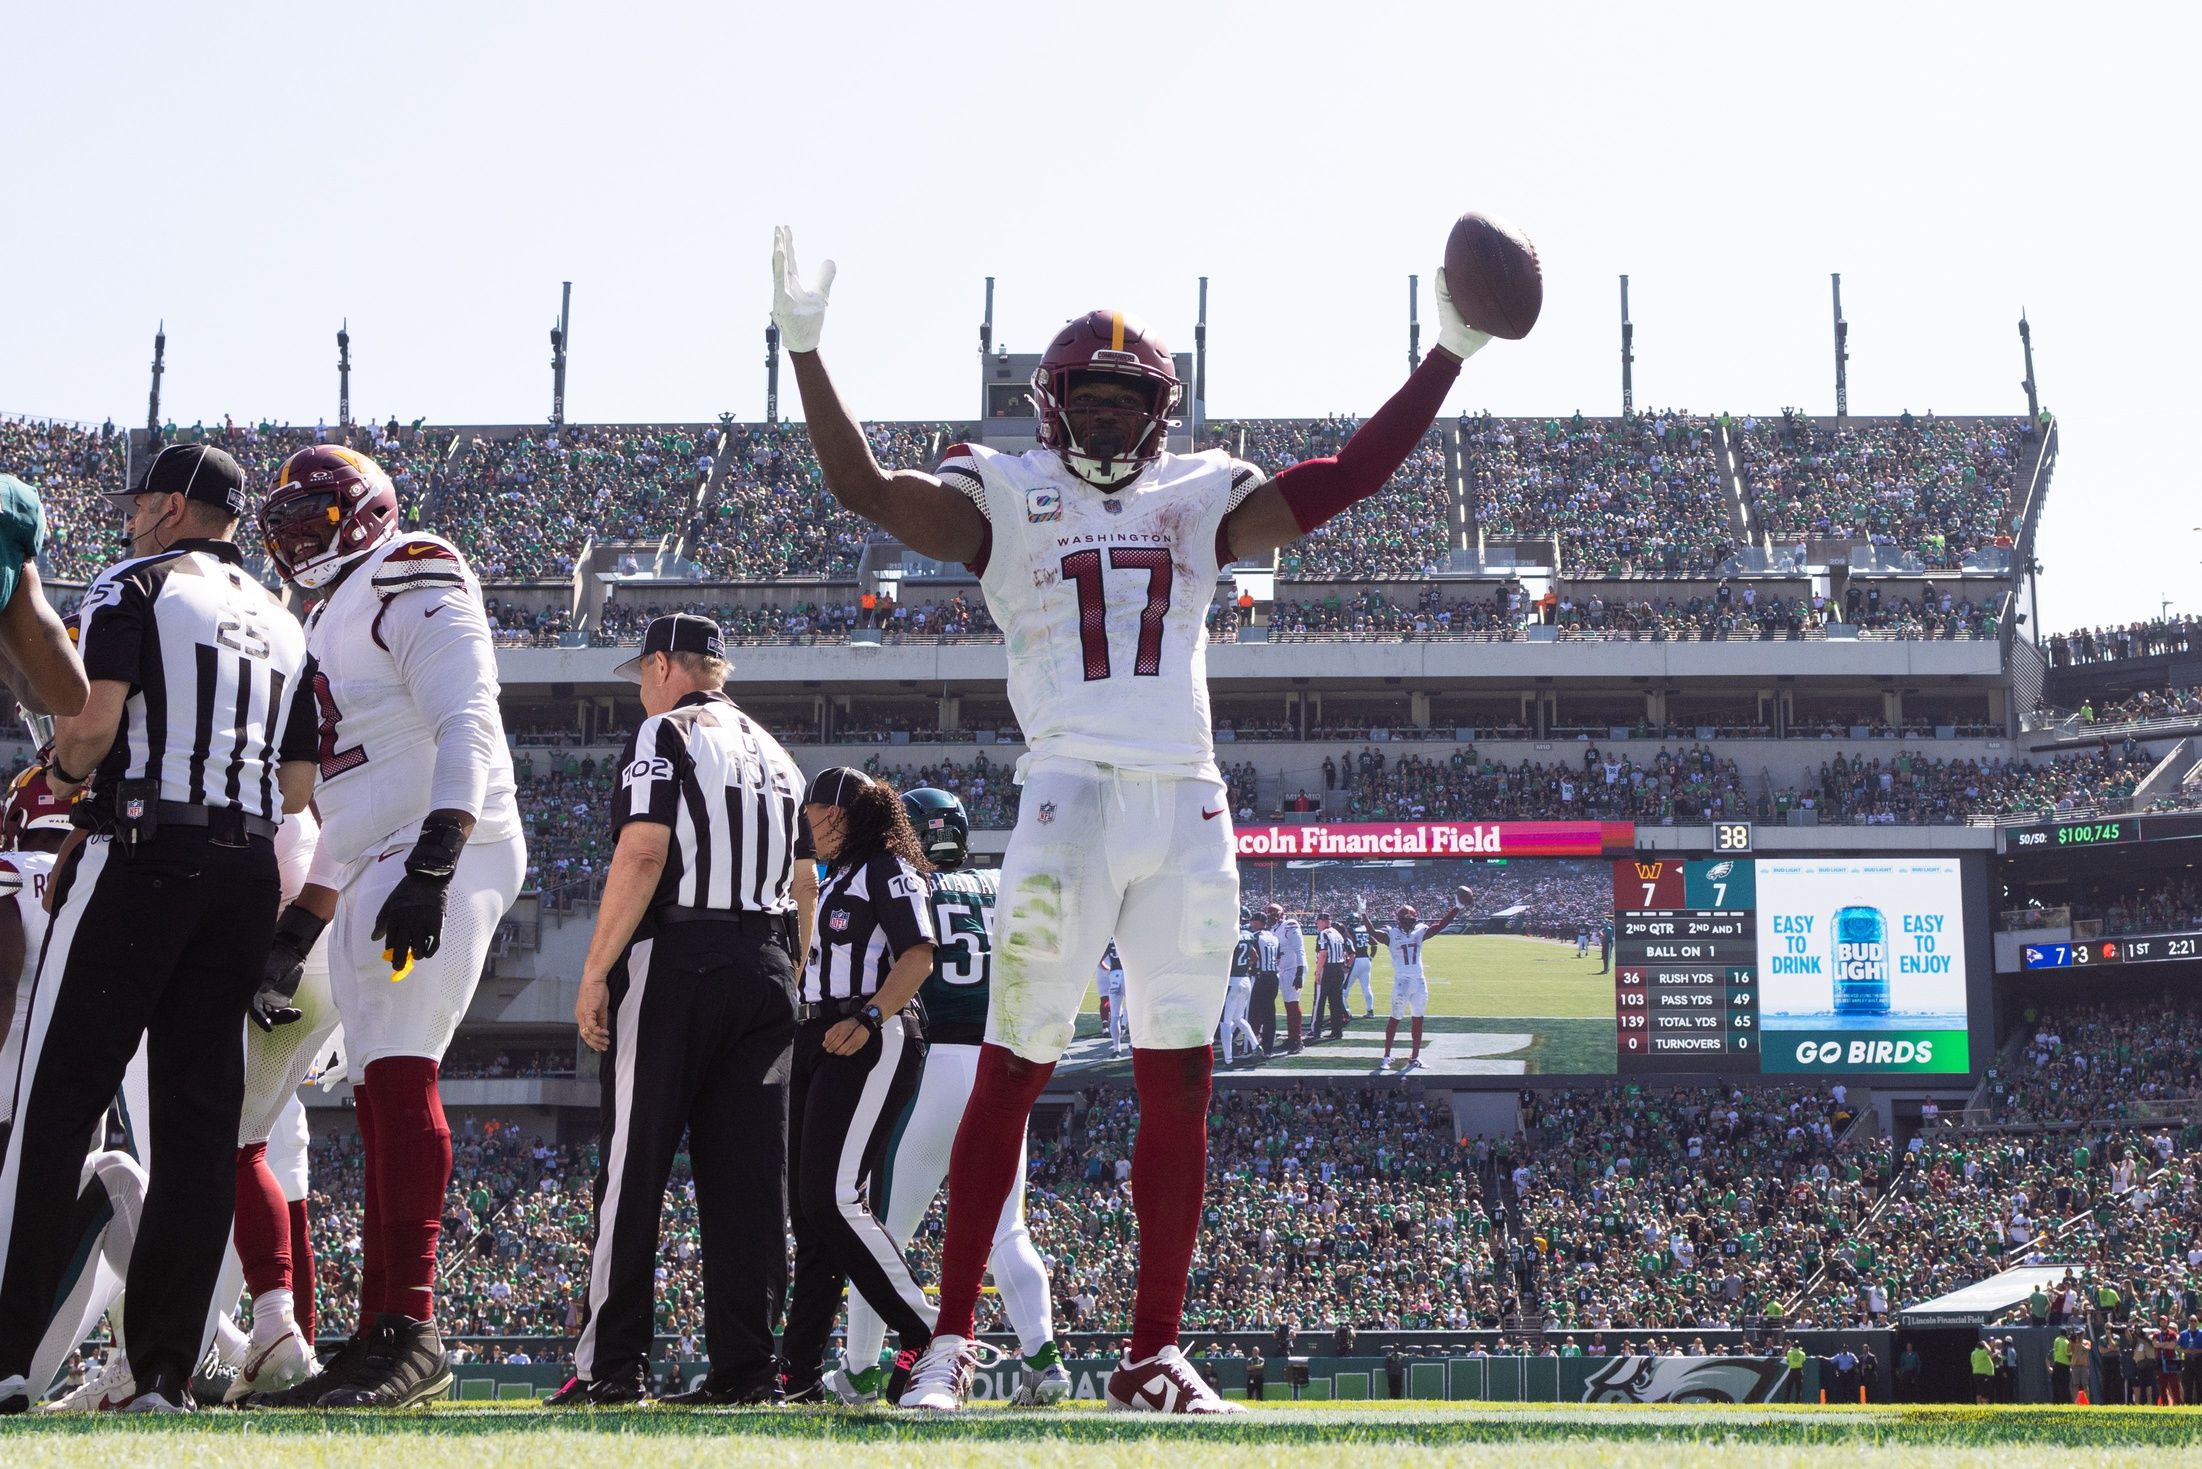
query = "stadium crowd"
xmin=1736 ymin=411 xmax=2034 ymax=569
xmin=2049 ymin=618 xmax=2199 ymax=666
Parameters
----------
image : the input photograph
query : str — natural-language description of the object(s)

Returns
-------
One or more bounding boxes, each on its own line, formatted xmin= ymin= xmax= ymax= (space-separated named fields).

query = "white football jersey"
xmin=302 ymin=533 xmax=522 ymax=869
xmin=275 ymin=805 xmax=319 ymax=908
xmin=0 ymin=847 xmax=56 ymax=1124
xmin=1383 ymin=922 xmax=1438 ymax=980
xmin=939 ymin=443 xmax=1263 ymax=776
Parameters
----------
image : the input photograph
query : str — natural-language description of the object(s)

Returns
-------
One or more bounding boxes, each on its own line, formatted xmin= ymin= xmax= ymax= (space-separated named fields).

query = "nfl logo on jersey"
xmin=1024 ymin=487 xmax=1061 ymax=523
xmin=829 ymin=909 xmax=850 ymax=932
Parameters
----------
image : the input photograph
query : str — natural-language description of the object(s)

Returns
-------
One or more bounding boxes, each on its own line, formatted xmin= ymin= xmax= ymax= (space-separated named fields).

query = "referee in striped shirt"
xmin=0 ymin=443 xmax=317 ymax=1414
xmin=563 ymin=614 xmax=807 ymax=1407
xmin=779 ymin=766 xmax=937 ymax=1402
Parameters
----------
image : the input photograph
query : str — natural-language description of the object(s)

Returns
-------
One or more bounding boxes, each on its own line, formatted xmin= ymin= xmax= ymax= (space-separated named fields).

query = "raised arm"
xmin=1224 ymin=270 xmax=1492 ymax=562
xmin=1425 ymin=884 xmax=1476 ymax=936
xmin=775 ymin=227 xmax=986 ymax=564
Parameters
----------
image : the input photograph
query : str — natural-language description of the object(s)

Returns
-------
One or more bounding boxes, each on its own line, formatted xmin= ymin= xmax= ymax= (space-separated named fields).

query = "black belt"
xmin=154 ymin=802 xmax=279 ymax=841
xmin=655 ymin=906 xmax=791 ymax=940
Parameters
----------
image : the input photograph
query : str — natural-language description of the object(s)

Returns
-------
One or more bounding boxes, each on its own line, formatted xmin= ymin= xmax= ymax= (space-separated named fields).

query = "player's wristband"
xmin=403 ymin=812 xmax=469 ymax=882
xmin=273 ymin=904 xmax=329 ymax=958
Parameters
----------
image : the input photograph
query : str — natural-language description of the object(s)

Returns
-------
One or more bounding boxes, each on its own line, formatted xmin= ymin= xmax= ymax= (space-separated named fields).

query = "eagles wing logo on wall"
xmin=1581 ymin=1356 xmax=1789 ymax=1404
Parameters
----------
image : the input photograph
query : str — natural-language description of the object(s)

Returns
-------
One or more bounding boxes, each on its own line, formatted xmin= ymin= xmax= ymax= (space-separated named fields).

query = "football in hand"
xmin=1443 ymin=212 xmax=1542 ymax=340
xmin=1455 ymin=885 xmax=1474 ymax=905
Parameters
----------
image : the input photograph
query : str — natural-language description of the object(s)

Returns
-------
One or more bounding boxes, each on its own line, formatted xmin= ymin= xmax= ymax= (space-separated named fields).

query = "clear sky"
xmin=4 ymin=1 xmax=2193 ymax=631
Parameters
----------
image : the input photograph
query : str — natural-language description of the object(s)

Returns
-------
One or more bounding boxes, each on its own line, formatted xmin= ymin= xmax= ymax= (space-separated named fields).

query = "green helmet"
xmin=901 ymin=786 xmax=970 ymax=870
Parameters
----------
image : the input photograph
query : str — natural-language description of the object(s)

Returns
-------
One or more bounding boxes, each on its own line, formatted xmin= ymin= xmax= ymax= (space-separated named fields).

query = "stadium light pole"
xmin=336 ymin=320 xmax=352 ymax=431
xmin=764 ymin=322 xmax=781 ymax=424
xmin=1831 ymin=273 xmax=1849 ymax=420
xmin=1194 ymin=276 xmax=1209 ymax=436
xmin=549 ymin=281 xmax=572 ymax=428
xmin=145 ymin=321 xmax=166 ymax=441
xmin=1620 ymin=275 xmax=1635 ymax=417
xmin=1407 ymin=275 xmax=1420 ymax=372
xmin=2019 ymin=312 xmax=2040 ymax=421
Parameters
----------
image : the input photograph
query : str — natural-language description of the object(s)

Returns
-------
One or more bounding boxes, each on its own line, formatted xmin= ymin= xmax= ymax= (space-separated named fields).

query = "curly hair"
xmin=823 ymin=778 xmax=933 ymax=878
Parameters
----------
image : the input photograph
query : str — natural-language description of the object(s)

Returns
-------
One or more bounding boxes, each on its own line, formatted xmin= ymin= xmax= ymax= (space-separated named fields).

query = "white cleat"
xmin=226 ymin=1327 xmax=314 ymax=1404
xmin=897 ymin=1335 xmax=989 ymax=1411
xmin=41 ymin=1358 xmax=134 ymax=1413
xmin=1105 ymin=1345 xmax=1243 ymax=1414
xmin=113 ymin=1391 xmax=190 ymax=1414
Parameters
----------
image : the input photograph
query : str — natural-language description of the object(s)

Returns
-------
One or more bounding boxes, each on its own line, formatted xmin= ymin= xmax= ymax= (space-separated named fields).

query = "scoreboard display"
xmin=1613 ymin=858 xmax=1760 ymax=1070
xmin=1612 ymin=856 xmax=1975 ymax=1076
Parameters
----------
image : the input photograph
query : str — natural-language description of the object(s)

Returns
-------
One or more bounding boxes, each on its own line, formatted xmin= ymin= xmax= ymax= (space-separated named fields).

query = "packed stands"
xmin=1736 ymin=411 xmax=2035 ymax=569
xmin=1 ymin=415 xmax=129 ymax=580
xmin=1466 ymin=411 xmax=1738 ymax=578
xmin=432 ymin=424 xmax=711 ymax=579
xmin=1331 ymin=745 xmax=1754 ymax=824
xmin=1212 ymin=420 xmax=1457 ymax=581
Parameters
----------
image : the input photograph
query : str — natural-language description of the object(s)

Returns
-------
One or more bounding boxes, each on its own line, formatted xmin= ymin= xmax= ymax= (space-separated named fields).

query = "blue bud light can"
xmin=1832 ymin=905 xmax=1890 ymax=1015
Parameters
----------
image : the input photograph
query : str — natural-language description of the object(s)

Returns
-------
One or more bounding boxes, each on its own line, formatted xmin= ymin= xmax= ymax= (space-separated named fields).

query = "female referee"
xmin=778 ymin=768 xmax=938 ymax=1400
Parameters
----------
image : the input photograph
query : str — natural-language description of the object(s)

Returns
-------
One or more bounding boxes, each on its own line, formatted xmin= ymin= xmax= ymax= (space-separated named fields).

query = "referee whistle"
xmin=384 ymin=947 xmax=416 ymax=982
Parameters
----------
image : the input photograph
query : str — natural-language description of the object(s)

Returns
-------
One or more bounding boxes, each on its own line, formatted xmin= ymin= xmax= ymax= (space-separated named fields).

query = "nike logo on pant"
xmin=1201 ymin=808 xmax=1224 ymax=821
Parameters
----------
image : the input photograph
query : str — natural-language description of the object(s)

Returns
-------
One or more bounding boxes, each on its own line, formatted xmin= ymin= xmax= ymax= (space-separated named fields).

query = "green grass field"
xmin=1073 ymin=933 xmax=1618 ymax=1075
xmin=6 ymin=1403 xmax=2201 ymax=1469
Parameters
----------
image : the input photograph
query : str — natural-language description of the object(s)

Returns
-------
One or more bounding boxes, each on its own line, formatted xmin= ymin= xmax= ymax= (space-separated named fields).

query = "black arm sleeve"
xmin=278 ymin=655 xmax=321 ymax=765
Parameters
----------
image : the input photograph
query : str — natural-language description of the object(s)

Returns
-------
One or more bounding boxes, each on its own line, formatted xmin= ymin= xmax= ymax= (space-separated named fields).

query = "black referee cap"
xmin=614 ymin=612 xmax=727 ymax=682
xmin=109 ymin=443 xmax=248 ymax=518
xmin=803 ymin=766 xmax=874 ymax=809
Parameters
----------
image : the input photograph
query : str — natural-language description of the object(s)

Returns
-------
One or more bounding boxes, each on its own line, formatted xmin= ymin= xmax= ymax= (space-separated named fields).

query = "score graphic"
xmin=1612 ymin=858 xmax=1759 ymax=1073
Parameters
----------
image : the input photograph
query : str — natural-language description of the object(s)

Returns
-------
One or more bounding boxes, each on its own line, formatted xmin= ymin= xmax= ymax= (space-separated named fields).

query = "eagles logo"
xmin=1581 ymin=1355 xmax=1789 ymax=1404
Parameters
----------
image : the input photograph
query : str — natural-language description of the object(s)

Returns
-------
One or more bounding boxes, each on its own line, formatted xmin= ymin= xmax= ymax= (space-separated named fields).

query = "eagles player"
xmin=776 ymin=225 xmax=1497 ymax=1413
xmin=250 ymin=446 xmax=526 ymax=1408
xmin=828 ymin=789 xmax=1065 ymax=1407
xmin=1345 ymin=899 xmax=1377 ymax=1019
xmin=1217 ymin=914 xmax=1261 ymax=1067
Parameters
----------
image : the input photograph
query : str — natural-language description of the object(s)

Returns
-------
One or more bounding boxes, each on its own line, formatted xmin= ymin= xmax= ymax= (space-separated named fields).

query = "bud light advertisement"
xmin=1753 ymin=859 xmax=1969 ymax=1073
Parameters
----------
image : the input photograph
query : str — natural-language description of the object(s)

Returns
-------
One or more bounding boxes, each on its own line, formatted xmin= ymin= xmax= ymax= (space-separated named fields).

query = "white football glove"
xmin=308 ymin=1031 xmax=349 ymax=1092
xmin=771 ymin=224 xmax=835 ymax=354
xmin=1433 ymin=267 xmax=1494 ymax=362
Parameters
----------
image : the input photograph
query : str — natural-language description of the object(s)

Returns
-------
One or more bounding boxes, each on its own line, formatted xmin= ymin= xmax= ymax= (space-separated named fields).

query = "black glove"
xmin=251 ymin=906 xmax=329 ymax=1032
xmin=372 ymin=813 xmax=468 ymax=969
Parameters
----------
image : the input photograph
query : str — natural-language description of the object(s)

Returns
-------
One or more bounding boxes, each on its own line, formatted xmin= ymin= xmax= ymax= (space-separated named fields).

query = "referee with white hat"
xmin=559 ymin=613 xmax=808 ymax=1407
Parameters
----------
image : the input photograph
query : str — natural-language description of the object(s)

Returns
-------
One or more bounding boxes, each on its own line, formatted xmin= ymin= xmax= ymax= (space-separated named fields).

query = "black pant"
xmin=781 ymin=1011 xmax=929 ymax=1384
xmin=2052 ymin=1362 xmax=2071 ymax=1402
xmin=1250 ymin=974 xmax=1279 ymax=1052
xmin=576 ymin=923 xmax=795 ymax=1386
xmin=0 ymin=829 xmax=279 ymax=1390
xmin=1313 ymin=963 xmax=1350 ymax=1039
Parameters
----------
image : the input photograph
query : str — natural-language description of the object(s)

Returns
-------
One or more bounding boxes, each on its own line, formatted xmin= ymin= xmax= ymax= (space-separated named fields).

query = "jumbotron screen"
xmin=1054 ymin=825 xmax=1985 ymax=1078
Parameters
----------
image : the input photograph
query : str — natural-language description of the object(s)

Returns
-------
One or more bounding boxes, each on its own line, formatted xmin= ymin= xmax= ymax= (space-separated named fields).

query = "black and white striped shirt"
xmin=75 ymin=539 xmax=316 ymax=819
xmin=615 ymin=691 xmax=806 ymax=913
xmin=805 ymin=853 xmax=934 ymax=1003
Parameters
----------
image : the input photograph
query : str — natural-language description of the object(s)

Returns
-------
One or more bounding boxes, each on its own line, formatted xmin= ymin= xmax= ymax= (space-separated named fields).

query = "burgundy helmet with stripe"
xmin=1032 ymin=310 xmax=1180 ymax=490
xmin=261 ymin=446 xmax=400 ymax=589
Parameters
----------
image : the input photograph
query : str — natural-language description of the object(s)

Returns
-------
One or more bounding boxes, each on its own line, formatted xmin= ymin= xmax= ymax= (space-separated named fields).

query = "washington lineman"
xmin=774 ymin=224 xmax=1497 ymax=1413
xmin=828 ymin=789 xmax=1065 ymax=1408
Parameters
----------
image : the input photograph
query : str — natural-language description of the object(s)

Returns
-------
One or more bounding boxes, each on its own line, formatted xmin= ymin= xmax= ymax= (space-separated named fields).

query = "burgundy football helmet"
xmin=1032 ymin=310 xmax=1181 ymax=490
xmin=1395 ymin=905 xmax=1419 ymax=929
xmin=261 ymin=446 xmax=400 ymax=589
xmin=4 ymin=767 xmax=72 ymax=845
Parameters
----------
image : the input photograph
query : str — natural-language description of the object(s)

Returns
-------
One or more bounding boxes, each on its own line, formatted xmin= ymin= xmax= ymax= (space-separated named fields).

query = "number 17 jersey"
xmin=939 ymin=443 xmax=1265 ymax=778
xmin=922 ymin=867 xmax=998 ymax=1044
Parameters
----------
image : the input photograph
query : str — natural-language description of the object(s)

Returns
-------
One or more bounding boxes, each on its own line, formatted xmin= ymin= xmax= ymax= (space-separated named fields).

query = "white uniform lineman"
xmin=302 ymin=532 xmax=526 ymax=1068
xmin=939 ymin=441 xmax=1257 ymax=1058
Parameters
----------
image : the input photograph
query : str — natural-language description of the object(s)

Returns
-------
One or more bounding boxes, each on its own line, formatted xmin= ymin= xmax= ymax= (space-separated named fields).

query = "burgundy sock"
xmin=1285 ymin=1004 xmax=1303 ymax=1048
xmin=353 ymin=1086 xmax=387 ymax=1324
xmin=1129 ymin=1045 xmax=1212 ymax=1359
xmin=933 ymin=1043 xmax=1053 ymax=1338
xmin=289 ymin=1198 xmax=316 ymax=1344
xmin=1384 ymin=1019 xmax=1400 ymax=1053
xmin=232 ymin=1143 xmax=293 ymax=1299
xmin=364 ymin=1056 xmax=452 ymax=1323
xmin=1411 ymin=1017 xmax=1425 ymax=1053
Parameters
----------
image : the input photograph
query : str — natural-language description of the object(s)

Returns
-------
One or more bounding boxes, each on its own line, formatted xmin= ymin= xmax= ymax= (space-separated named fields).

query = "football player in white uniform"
xmin=249 ymin=446 xmax=526 ymax=1408
xmin=1267 ymin=904 xmax=1307 ymax=1053
xmin=829 ymin=789 xmax=1064 ymax=1408
xmin=0 ymin=771 xmax=147 ymax=1412
xmin=774 ymin=225 xmax=1497 ymax=1413
xmin=1379 ymin=886 xmax=1471 ymax=1071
